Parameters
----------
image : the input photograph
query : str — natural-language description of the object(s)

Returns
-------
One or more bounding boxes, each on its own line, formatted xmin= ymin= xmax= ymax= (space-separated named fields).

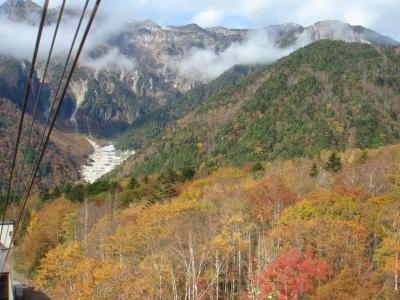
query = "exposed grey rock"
xmin=0 ymin=0 xmax=41 ymax=23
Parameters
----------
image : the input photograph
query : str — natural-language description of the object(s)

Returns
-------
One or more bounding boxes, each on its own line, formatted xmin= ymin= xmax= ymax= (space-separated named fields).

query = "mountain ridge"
xmin=1 ymin=0 xmax=398 ymax=47
xmin=0 ymin=0 xmax=399 ymax=145
xmin=118 ymin=40 xmax=400 ymax=177
xmin=0 ymin=0 xmax=80 ymax=23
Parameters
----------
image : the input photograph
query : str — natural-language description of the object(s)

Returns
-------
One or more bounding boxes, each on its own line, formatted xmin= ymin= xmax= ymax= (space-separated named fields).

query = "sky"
xmin=2 ymin=0 xmax=398 ymax=41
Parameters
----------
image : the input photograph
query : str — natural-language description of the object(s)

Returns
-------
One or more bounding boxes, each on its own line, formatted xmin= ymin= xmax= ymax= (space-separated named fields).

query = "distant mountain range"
xmin=0 ymin=0 xmax=398 ymax=140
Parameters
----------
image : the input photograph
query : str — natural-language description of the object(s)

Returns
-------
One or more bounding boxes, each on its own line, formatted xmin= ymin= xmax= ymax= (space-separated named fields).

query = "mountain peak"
xmin=306 ymin=20 xmax=399 ymax=46
xmin=0 ymin=0 xmax=80 ymax=24
xmin=167 ymin=23 xmax=206 ymax=33
xmin=0 ymin=0 xmax=41 ymax=22
xmin=133 ymin=19 xmax=161 ymax=31
xmin=313 ymin=19 xmax=346 ymax=26
xmin=4 ymin=0 xmax=33 ymax=5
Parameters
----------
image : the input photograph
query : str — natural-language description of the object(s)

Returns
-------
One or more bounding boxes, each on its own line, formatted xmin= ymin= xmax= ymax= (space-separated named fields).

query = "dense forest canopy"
xmin=12 ymin=144 xmax=400 ymax=299
xmin=2 ymin=25 xmax=400 ymax=299
xmin=120 ymin=41 xmax=400 ymax=177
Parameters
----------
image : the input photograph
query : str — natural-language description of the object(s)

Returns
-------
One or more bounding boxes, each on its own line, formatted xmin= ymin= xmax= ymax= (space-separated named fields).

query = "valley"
xmin=1 ymin=0 xmax=400 ymax=299
xmin=80 ymin=139 xmax=134 ymax=184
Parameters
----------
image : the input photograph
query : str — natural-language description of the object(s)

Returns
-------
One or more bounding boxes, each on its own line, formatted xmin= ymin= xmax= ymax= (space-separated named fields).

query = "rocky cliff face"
xmin=300 ymin=20 xmax=398 ymax=46
xmin=0 ymin=0 xmax=78 ymax=23
xmin=0 ymin=0 xmax=398 ymax=139
xmin=0 ymin=0 xmax=41 ymax=22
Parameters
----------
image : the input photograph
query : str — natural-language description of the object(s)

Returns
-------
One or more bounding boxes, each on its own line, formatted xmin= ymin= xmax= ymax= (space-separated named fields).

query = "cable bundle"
xmin=0 ymin=0 xmax=102 ymax=271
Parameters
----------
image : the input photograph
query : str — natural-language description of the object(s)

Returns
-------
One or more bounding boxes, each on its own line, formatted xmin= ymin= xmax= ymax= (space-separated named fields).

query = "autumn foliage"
xmin=6 ymin=144 xmax=400 ymax=299
xmin=259 ymin=247 xmax=329 ymax=299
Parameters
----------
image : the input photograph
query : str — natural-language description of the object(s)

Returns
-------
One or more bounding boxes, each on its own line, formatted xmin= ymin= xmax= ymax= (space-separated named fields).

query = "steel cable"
xmin=1 ymin=0 xmax=102 ymax=271
xmin=5 ymin=0 xmax=68 ymax=243
xmin=0 ymin=0 xmax=49 ymax=248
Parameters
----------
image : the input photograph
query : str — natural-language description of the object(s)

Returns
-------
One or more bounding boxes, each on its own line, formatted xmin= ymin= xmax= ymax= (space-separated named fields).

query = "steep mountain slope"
xmin=275 ymin=20 xmax=399 ymax=47
xmin=121 ymin=41 xmax=400 ymax=176
xmin=0 ymin=55 xmax=92 ymax=193
xmin=0 ymin=0 xmax=41 ymax=22
xmin=68 ymin=20 xmax=398 ymax=139
xmin=0 ymin=0 xmax=398 ymax=139
xmin=0 ymin=0 xmax=79 ymax=23
xmin=0 ymin=98 xmax=92 ymax=194
xmin=0 ymin=56 xmax=49 ymax=116
xmin=116 ymin=64 xmax=264 ymax=150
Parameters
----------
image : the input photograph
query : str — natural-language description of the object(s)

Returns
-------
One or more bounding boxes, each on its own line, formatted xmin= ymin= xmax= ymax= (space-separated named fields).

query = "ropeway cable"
xmin=1 ymin=0 xmax=102 ymax=272
xmin=2 ymin=0 xmax=97 ymax=270
xmin=0 ymin=0 xmax=49 ymax=250
xmin=1 ymin=0 xmax=68 ymax=247
xmin=23 ymin=0 xmax=90 ymax=196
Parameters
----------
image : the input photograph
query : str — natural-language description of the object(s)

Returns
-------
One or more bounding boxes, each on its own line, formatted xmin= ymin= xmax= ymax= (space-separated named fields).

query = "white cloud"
xmin=123 ymin=0 xmax=398 ymax=41
xmin=147 ymin=0 xmax=399 ymax=40
xmin=82 ymin=48 xmax=136 ymax=72
xmin=0 ymin=0 xmax=138 ymax=71
xmin=342 ymin=4 xmax=378 ymax=27
xmin=0 ymin=15 xmax=80 ymax=60
xmin=0 ymin=0 xmax=398 ymax=74
xmin=192 ymin=7 xmax=223 ymax=27
xmin=167 ymin=29 xmax=309 ymax=81
xmin=1 ymin=0 xmax=398 ymax=40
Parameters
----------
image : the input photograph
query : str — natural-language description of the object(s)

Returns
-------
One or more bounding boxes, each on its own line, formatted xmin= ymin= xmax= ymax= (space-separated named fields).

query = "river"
xmin=80 ymin=139 xmax=134 ymax=183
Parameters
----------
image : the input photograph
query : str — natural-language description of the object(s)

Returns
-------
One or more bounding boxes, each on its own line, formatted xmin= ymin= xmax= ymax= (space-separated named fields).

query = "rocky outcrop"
xmin=0 ymin=0 xmax=41 ymax=23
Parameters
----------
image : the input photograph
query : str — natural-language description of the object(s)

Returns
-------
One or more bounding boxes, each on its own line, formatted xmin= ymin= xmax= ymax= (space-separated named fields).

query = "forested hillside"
xmin=2 ymin=2 xmax=400 ymax=297
xmin=0 ymin=98 xmax=92 ymax=200
xmin=13 ymin=144 xmax=400 ymax=299
xmin=116 ymin=64 xmax=263 ymax=150
xmin=121 ymin=41 xmax=400 ymax=177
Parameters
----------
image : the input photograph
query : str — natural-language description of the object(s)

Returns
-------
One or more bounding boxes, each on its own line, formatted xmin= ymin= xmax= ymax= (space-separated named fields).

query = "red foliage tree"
xmin=259 ymin=247 xmax=329 ymax=299
xmin=247 ymin=175 xmax=296 ymax=225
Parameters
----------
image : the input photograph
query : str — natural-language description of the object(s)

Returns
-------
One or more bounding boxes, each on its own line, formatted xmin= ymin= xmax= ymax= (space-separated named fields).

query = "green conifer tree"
xmin=129 ymin=176 xmax=139 ymax=189
xmin=325 ymin=152 xmax=342 ymax=172
xmin=251 ymin=162 xmax=265 ymax=173
xmin=310 ymin=163 xmax=319 ymax=178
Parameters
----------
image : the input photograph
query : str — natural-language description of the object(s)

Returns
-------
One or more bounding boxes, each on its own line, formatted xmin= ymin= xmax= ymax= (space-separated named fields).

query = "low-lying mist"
xmin=0 ymin=5 xmax=136 ymax=72
xmin=167 ymin=29 xmax=310 ymax=81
